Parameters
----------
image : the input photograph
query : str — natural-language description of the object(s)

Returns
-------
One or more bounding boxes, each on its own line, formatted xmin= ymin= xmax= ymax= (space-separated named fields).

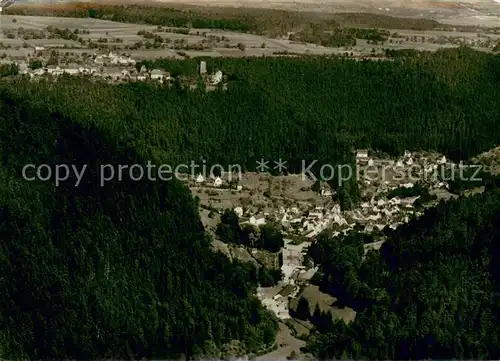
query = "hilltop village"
xmin=2 ymin=49 xmax=225 ymax=87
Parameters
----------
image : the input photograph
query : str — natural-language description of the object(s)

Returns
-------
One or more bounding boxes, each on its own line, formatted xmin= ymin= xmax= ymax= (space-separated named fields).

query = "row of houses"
xmin=30 ymin=49 xmax=137 ymax=67
xmin=94 ymin=52 xmax=137 ymax=66
xmin=19 ymin=64 xmax=171 ymax=82
xmin=356 ymin=149 xmax=448 ymax=168
xmin=357 ymin=149 xmax=447 ymax=168
xmin=18 ymin=58 xmax=224 ymax=87
xmin=192 ymin=173 xmax=245 ymax=189
xmin=232 ymin=203 xmax=339 ymax=240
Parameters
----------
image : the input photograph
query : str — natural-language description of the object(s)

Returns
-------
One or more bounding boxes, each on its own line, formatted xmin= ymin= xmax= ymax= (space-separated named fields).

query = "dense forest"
xmin=1 ymin=48 xmax=496 ymax=171
xmin=136 ymin=49 xmax=496 ymax=165
xmin=0 ymin=48 xmax=500 ymax=358
xmin=290 ymin=26 xmax=390 ymax=47
xmin=305 ymin=187 xmax=500 ymax=359
xmin=0 ymin=87 xmax=278 ymax=359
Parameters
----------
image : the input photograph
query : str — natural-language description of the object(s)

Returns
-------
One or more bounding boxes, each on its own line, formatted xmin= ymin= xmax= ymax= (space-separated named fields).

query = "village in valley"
xmin=186 ymin=147 xmax=484 ymax=341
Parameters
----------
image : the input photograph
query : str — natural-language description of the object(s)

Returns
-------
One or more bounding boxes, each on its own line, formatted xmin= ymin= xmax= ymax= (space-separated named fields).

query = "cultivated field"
xmin=0 ymin=13 xmax=498 ymax=61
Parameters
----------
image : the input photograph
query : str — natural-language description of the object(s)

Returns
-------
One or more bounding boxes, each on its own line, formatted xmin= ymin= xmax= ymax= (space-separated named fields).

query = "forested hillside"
xmin=11 ymin=47 xmax=500 ymax=170
xmin=306 ymin=188 xmax=500 ymax=359
xmin=0 ymin=88 xmax=277 ymax=359
xmin=144 ymin=48 xmax=499 ymax=163
xmin=0 ymin=48 xmax=499 ymax=359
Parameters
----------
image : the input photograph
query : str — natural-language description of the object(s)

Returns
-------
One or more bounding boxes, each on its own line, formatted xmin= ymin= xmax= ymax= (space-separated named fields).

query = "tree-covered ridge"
xmin=306 ymin=188 xmax=500 ymax=359
xmin=0 ymin=89 xmax=277 ymax=359
xmin=289 ymin=26 xmax=390 ymax=47
xmin=7 ymin=3 xmax=446 ymax=36
xmin=148 ymin=47 xmax=499 ymax=164
xmin=13 ymin=48 xmax=499 ymax=172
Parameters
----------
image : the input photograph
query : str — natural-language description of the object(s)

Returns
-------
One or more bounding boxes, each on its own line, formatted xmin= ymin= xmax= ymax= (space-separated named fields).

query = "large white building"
xmin=250 ymin=215 xmax=266 ymax=226
xmin=211 ymin=70 xmax=222 ymax=85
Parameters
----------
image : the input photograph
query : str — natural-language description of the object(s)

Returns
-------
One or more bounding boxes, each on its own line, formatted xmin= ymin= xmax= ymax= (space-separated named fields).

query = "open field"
xmin=290 ymin=285 xmax=357 ymax=324
xmin=0 ymin=14 xmax=314 ymax=58
xmin=0 ymin=14 xmax=344 ymax=58
xmin=190 ymin=172 xmax=327 ymax=214
xmin=0 ymin=13 xmax=498 ymax=62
